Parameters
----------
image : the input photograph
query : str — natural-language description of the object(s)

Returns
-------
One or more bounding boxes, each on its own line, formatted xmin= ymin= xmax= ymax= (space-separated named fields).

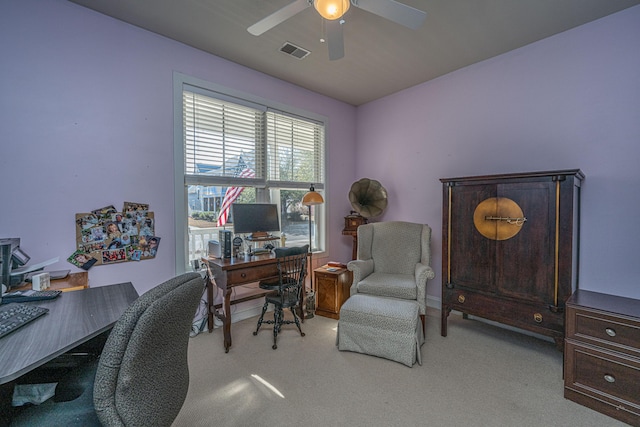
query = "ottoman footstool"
xmin=336 ymin=294 xmax=423 ymax=367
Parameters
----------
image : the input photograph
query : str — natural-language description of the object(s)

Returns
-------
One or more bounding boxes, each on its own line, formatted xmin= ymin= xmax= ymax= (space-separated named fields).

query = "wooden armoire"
xmin=440 ymin=170 xmax=584 ymax=349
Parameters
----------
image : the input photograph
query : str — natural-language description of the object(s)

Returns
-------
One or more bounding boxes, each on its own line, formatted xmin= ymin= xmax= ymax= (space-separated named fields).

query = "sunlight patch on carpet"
xmin=251 ymin=374 xmax=285 ymax=399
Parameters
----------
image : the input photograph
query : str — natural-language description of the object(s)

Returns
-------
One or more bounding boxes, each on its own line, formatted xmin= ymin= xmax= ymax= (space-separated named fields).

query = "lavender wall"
xmin=2 ymin=1 xmax=638 ymax=301
xmin=356 ymin=6 xmax=640 ymax=300
xmin=0 ymin=0 xmax=357 ymax=294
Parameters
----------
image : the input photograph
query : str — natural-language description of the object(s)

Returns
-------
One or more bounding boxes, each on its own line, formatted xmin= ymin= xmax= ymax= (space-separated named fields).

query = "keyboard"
xmin=0 ymin=303 xmax=49 ymax=339
xmin=1 ymin=289 xmax=62 ymax=303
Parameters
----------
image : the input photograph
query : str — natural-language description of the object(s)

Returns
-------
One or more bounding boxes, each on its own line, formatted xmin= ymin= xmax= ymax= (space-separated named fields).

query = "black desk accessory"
xmin=1 ymin=290 xmax=62 ymax=304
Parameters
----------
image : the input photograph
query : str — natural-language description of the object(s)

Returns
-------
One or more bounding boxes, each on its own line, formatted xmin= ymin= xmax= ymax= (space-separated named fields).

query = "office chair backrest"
xmin=93 ymin=272 xmax=203 ymax=427
xmin=277 ymin=252 xmax=307 ymax=295
xmin=273 ymin=244 xmax=309 ymax=258
xmin=274 ymin=245 xmax=308 ymax=287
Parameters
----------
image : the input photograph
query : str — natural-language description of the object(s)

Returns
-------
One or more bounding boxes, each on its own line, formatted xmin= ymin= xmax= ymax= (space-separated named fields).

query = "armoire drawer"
xmin=444 ymin=288 xmax=564 ymax=332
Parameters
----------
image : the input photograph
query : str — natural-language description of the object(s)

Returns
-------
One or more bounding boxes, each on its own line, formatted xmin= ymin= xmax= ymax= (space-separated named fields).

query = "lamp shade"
xmin=302 ymin=185 xmax=324 ymax=206
xmin=314 ymin=0 xmax=350 ymax=20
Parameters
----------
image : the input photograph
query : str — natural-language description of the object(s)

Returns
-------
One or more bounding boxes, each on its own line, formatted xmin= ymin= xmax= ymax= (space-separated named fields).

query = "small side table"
xmin=314 ymin=265 xmax=352 ymax=319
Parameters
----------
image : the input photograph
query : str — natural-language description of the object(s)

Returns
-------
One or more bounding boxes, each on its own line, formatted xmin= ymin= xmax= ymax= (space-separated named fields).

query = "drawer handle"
xmin=241 ymin=273 xmax=247 ymax=278
xmin=533 ymin=313 xmax=543 ymax=323
xmin=605 ymin=328 xmax=616 ymax=337
xmin=604 ymin=374 xmax=616 ymax=383
xmin=458 ymin=295 xmax=465 ymax=303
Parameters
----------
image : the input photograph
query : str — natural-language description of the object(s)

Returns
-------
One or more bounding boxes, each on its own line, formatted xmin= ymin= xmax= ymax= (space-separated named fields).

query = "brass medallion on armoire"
xmin=472 ymin=197 xmax=527 ymax=241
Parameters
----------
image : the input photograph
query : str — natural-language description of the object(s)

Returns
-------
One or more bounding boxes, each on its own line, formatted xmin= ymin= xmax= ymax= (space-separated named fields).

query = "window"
xmin=173 ymin=73 xmax=326 ymax=271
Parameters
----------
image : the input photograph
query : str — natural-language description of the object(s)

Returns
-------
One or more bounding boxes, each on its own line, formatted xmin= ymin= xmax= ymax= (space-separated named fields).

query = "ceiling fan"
xmin=248 ymin=0 xmax=427 ymax=61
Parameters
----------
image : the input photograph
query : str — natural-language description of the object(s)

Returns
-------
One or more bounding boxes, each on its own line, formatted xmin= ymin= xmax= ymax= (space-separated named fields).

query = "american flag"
xmin=217 ymin=158 xmax=255 ymax=227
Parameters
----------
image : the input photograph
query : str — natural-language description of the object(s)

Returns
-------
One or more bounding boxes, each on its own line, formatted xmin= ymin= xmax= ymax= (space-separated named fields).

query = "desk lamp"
xmin=302 ymin=184 xmax=324 ymax=292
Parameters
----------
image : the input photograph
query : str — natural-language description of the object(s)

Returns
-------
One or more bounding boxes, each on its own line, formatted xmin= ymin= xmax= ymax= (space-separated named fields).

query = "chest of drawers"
xmin=564 ymin=290 xmax=640 ymax=426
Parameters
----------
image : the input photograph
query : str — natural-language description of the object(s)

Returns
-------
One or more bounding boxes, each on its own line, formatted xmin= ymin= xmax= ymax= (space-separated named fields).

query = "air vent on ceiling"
xmin=279 ymin=42 xmax=310 ymax=59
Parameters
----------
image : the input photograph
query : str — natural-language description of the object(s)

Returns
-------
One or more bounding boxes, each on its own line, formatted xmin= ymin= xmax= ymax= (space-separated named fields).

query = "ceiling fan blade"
xmin=248 ymin=0 xmax=311 ymax=36
xmin=354 ymin=0 xmax=427 ymax=30
xmin=326 ymin=19 xmax=344 ymax=61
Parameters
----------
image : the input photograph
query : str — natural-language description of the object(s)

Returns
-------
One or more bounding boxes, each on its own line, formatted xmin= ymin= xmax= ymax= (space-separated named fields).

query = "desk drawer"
xmin=565 ymin=340 xmax=640 ymax=420
xmin=227 ymin=264 xmax=279 ymax=284
xmin=567 ymin=307 xmax=640 ymax=357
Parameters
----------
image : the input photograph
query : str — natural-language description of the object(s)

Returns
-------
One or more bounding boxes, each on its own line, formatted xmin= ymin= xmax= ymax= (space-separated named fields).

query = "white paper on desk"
xmin=10 ymin=257 xmax=59 ymax=276
xmin=12 ymin=383 xmax=57 ymax=406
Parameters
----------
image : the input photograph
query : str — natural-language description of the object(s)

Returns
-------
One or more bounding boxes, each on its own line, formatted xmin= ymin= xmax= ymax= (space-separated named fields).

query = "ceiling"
xmin=68 ymin=0 xmax=639 ymax=106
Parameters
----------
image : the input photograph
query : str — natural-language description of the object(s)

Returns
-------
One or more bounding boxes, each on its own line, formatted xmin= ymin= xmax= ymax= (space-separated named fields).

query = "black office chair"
xmin=10 ymin=272 xmax=203 ymax=427
xmin=253 ymin=250 xmax=308 ymax=349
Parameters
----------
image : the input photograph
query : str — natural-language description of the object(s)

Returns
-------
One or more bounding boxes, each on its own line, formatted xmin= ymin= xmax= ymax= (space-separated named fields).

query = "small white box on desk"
xmin=32 ymin=272 xmax=50 ymax=290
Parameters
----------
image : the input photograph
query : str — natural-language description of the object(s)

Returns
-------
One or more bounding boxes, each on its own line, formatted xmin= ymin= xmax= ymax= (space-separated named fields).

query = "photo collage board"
xmin=69 ymin=202 xmax=160 ymax=270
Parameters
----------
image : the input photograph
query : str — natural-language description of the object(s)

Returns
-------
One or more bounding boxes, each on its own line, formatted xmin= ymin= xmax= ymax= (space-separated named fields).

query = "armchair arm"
xmin=415 ymin=263 xmax=435 ymax=315
xmin=416 ymin=263 xmax=435 ymax=283
xmin=347 ymin=259 xmax=374 ymax=296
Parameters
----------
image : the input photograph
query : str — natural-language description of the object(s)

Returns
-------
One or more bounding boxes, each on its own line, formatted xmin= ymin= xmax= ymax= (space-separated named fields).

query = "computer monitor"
xmin=1 ymin=238 xmax=27 ymax=291
xmin=230 ymin=204 xmax=280 ymax=238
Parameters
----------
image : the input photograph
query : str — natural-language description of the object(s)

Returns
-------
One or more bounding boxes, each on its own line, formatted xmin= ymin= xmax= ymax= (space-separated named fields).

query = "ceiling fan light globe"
xmin=314 ymin=0 xmax=350 ymax=20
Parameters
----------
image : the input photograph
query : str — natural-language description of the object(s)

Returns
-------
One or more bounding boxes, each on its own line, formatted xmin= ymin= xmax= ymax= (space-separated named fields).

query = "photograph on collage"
xmin=67 ymin=250 xmax=98 ymax=270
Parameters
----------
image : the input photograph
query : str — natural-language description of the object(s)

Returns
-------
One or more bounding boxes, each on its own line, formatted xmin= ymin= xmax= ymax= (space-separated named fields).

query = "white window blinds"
xmin=183 ymin=89 xmax=325 ymax=190
xmin=266 ymin=111 xmax=325 ymax=186
xmin=183 ymin=90 xmax=264 ymax=183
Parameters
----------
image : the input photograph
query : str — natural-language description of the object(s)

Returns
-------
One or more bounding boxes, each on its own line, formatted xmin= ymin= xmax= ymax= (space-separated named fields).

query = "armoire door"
xmin=494 ymin=181 xmax=555 ymax=304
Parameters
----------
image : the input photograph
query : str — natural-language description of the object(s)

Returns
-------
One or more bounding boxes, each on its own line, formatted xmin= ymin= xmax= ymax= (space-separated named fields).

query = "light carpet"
xmin=173 ymin=309 xmax=625 ymax=427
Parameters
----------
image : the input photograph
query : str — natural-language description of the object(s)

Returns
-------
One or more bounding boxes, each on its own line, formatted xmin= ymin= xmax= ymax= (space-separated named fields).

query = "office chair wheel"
xmin=300 ymin=332 xmax=305 ymax=337
xmin=272 ymin=344 xmax=277 ymax=350
xmin=253 ymin=331 xmax=258 ymax=336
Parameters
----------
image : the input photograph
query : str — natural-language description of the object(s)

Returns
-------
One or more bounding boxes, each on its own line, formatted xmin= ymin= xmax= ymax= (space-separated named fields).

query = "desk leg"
xmin=207 ymin=277 xmax=215 ymax=333
xmin=222 ymin=287 xmax=232 ymax=353
xmin=300 ymin=286 xmax=306 ymax=323
xmin=206 ymin=273 xmax=231 ymax=353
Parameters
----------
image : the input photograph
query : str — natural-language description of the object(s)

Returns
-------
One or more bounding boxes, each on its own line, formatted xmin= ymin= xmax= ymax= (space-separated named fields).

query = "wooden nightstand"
xmin=314 ymin=265 xmax=352 ymax=319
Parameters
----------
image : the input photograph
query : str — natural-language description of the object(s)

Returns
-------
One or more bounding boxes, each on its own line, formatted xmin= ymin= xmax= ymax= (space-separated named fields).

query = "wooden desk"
xmin=0 ymin=282 xmax=138 ymax=385
xmin=206 ymin=254 xmax=307 ymax=353
xmin=49 ymin=271 xmax=89 ymax=291
xmin=13 ymin=271 xmax=89 ymax=293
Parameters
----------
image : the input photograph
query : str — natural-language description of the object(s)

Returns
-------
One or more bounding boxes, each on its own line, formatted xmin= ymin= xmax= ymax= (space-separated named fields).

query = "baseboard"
xmin=206 ymin=298 xmax=265 ymax=329
xmin=228 ymin=299 xmax=265 ymax=324
xmin=426 ymin=294 xmax=441 ymax=310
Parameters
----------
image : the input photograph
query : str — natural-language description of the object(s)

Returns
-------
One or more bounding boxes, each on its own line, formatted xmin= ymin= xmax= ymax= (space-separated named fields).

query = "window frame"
xmin=173 ymin=72 xmax=327 ymax=273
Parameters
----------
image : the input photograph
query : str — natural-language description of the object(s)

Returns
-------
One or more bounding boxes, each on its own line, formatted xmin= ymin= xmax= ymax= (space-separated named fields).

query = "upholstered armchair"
xmin=347 ymin=221 xmax=435 ymax=333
